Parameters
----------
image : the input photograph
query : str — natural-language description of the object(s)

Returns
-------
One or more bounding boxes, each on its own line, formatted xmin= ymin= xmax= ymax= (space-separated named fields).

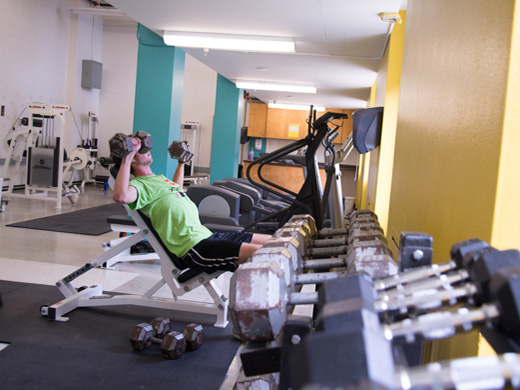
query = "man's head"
xmin=109 ymin=134 xmax=153 ymax=176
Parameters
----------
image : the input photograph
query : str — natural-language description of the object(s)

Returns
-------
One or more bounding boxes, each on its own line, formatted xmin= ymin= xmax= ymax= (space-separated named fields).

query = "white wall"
xmin=0 ymin=0 xmax=218 ymax=180
xmin=181 ymin=55 xmax=217 ymax=173
xmin=0 ymin=0 xmax=71 ymax=154
xmin=0 ymin=0 xmax=107 ymax=184
xmin=98 ymin=23 xmax=138 ymax=172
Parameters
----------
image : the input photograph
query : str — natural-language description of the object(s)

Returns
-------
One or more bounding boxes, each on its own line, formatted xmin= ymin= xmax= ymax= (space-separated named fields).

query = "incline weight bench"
xmin=101 ymin=214 xmax=160 ymax=268
xmin=40 ymin=173 xmax=229 ymax=327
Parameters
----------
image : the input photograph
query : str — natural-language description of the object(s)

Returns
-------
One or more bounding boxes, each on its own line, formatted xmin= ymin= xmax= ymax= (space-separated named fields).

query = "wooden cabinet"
xmin=247 ymin=102 xmax=267 ymax=137
xmin=247 ymin=102 xmax=355 ymax=144
xmin=265 ymin=107 xmax=311 ymax=139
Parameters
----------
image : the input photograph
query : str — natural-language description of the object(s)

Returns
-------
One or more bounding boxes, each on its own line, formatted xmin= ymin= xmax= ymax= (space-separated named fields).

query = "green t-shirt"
xmin=127 ymin=175 xmax=212 ymax=257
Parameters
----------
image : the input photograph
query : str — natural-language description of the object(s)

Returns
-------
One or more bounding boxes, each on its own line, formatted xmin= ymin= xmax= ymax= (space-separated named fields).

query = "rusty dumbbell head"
xmin=160 ymin=331 xmax=186 ymax=360
xmin=183 ymin=323 xmax=204 ymax=351
xmin=109 ymin=132 xmax=134 ymax=162
xmin=133 ymin=131 xmax=153 ymax=154
xmin=230 ymin=261 xmax=289 ymax=342
xmin=168 ymin=140 xmax=194 ymax=163
xmin=108 ymin=131 xmax=153 ymax=164
xmin=129 ymin=323 xmax=154 ymax=351
xmin=151 ymin=317 xmax=172 ymax=337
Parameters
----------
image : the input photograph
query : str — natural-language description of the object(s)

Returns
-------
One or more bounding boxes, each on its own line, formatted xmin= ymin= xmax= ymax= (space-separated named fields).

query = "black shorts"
xmin=181 ymin=231 xmax=253 ymax=273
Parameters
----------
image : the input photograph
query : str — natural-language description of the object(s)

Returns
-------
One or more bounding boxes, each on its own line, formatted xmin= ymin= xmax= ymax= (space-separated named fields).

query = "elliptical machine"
xmin=245 ymin=106 xmax=384 ymax=232
xmin=245 ymin=109 xmax=349 ymax=231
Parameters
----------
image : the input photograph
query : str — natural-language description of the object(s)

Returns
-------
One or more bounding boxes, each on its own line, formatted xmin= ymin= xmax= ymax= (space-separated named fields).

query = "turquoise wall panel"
xmin=210 ymin=75 xmax=243 ymax=183
xmin=133 ymin=24 xmax=185 ymax=179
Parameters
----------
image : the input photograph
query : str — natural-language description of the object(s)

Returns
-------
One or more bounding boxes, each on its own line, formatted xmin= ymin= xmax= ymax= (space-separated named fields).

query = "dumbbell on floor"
xmin=109 ymin=131 xmax=153 ymax=160
xmin=168 ymin=140 xmax=194 ymax=163
xmin=129 ymin=318 xmax=204 ymax=359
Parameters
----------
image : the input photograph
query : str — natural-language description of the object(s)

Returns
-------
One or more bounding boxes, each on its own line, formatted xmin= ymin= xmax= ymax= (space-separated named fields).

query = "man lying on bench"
xmin=111 ymin=135 xmax=271 ymax=274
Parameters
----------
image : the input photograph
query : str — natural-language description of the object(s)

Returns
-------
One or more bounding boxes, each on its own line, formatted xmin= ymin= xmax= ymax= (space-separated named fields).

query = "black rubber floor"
xmin=0 ymin=280 xmax=239 ymax=390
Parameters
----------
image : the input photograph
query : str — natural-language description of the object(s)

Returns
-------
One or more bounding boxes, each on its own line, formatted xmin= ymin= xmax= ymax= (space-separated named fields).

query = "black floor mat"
xmin=0 ymin=281 xmax=239 ymax=390
xmin=6 ymin=203 xmax=127 ymax=235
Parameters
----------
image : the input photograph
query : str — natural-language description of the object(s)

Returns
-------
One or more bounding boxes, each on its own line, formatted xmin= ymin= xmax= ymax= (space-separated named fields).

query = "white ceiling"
xmin=104 ymin=0 xmax=404 ymax=109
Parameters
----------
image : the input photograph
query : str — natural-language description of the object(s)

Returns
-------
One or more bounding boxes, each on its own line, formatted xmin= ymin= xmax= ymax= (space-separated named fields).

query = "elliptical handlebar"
xmin=312 ymin=111 xmax=349 ymax=130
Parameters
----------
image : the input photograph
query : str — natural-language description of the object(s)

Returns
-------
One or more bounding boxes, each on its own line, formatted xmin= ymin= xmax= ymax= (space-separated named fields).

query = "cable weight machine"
xmin=1 ymin=103 xmax=80 ymax=208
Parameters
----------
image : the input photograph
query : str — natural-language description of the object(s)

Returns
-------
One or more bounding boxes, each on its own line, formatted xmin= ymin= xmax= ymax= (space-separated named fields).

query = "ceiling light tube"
xmin=268 ymin=103 xmax=326 ymax=111
xmin=163 ymin=31 xmax=295 ymax=53
xmin=236 ymin=81 xmax=316 ymax=94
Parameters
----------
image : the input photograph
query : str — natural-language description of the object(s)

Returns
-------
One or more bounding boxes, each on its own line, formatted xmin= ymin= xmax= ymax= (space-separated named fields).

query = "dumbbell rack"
xmin=228 ymin=211 xmax=520 ymax=390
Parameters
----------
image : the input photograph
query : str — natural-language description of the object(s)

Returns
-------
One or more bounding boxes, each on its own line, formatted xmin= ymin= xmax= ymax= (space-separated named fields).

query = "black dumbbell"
xmin=317 ymin=249 xmax=520 ymax=330
xmin=109 ymin=130 xmax=153 ymax=160
xmin=284 ymin=324 xmax=520 ymax=390
xmin=168 ymin=140 xmax=194 ymax=163
xmin=374 ymin=238 xmax=494 ymax=291
xmin=385 ymin=250 xmax=520 ymax=343
xmin=285 ymin=327 xmax=396 ymax=390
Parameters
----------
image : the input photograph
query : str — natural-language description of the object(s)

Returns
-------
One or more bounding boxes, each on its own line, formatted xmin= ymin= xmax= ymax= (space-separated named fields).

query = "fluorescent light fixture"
xmin=268 ymin=103 xmax=326 ymax=111
xmin=236 ymin=81 xmax=316 ymax=94
xmin=163 ymin=31 xmax=295 ymax=53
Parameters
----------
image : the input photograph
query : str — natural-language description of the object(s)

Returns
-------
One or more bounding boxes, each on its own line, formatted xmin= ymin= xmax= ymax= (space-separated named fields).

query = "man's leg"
xmin=251 ymin=233 xmax=271 ymax=246
xmin=237 ymin=242 xmax=264 ymax=264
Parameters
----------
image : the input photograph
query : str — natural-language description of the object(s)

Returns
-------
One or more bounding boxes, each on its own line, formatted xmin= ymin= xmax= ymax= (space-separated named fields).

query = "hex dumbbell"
xmin=319 ymin=249 xmax=520 ymax=327
xmin=168 ymin=140 xmax=194 ymax=163
xmin=231 ymin=247 xmax=520 ymax=343
xmin=273 ymin=217 xmax=397 ymax=279
xmin=374 ymin=238 xmax=495 ymax=291
xmin=129 ymin=318 xmax=204 ymax=359
xmin=129 ymin=322 xmax=186 ymax=360
xmin=384 ymin=253 xmax=520 ymax=343
xmin=109 ymin=131 xmax=153 ymax=160
xmin=285 ymin=327 xmax=396 ymax=390
xmin=285 ymin=325 xmax=520 ymax=390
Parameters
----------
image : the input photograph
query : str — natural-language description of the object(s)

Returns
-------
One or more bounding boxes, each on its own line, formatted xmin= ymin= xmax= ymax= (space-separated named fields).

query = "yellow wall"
xmin=373 ymin=11 xmax=406 ymax=233
xmin=386 ymin=0 xmax=517 ymax=360
xmin=356 ymin=82 xmax=377 ymax=210
xmin=492 ymin=0 xmax=520 ymax=248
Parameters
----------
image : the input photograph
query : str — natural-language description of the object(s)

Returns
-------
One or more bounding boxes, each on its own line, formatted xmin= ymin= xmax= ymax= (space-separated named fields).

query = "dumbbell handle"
xmin=315 ymin=228 xmax=349 ymax=239
xmin=396 ymin=353 xmax=520 ymax=390
xmin=292 ymin=271 xmax=476 ymax=314
xmin=374 ymin=261 xmax=457 ymax=291
xmin=289 ymin=291 xmax=319 ymax=305
xmin=384 ymin=303 xmax=500 ymax=343
xmin=376 ymin=283 xmax=479 ymax=313
xmin=303 ymin=257 xmax=346 ymax=270
xmin=149 ymin=335 xmax=163 ymax=345
xmin=312 ymin=237 xmax=348 ymax=248
xmin=296 ymin=272 xmax=346 ymax=285
xmin=380 ymin=269 xmax=470 ymax=301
